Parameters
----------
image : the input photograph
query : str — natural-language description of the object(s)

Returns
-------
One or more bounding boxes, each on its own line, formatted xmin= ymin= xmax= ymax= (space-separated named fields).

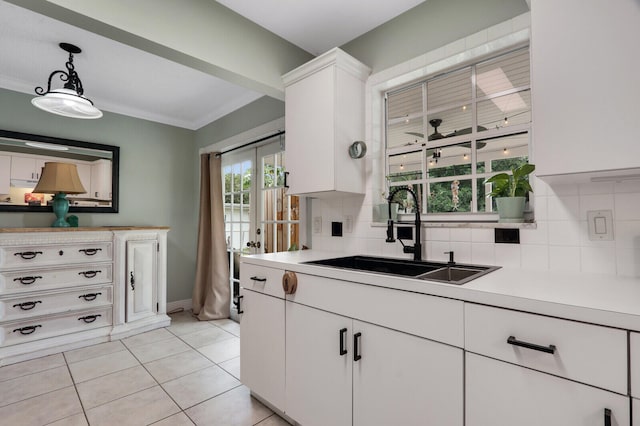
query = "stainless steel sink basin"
xmin=303 ymin=255 xmax=499 ymax=285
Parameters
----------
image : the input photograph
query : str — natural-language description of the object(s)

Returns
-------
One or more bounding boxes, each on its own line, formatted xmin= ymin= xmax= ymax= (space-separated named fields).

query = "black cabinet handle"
xmin=13 ymin=251 xmax=43 ymax=260
xmin=353 ymin=332 xmax=362 ymax=361
xmin=78 ymin=314 xmax=101 ymax=323
xmin=78 ymin=270 xmax=101 ymax=278
xmin=13 ymin=325 xmax=41 ymax=335
xmin=604 ymin=408 xmax=611 ymax=426
xmin=235 ymin=295 xmax=244 ymax=314
xmin=507 ymin=336 xmax=556 ymax=354
xmin=79 ymin=248 xmax=102 ymax=256
xmin=13 ymin=276 xmax=43 ymax=285
xmin=12 ymin=301 xmax=42 ymax=311
xmin=339 ymin=328 xmax=348 ymax=356
xmin=129 ymin=271 xmax=135 ymax=291
xmin=250 ymin=276 xmax=267 ymax=282
xmin=78 ymin=292 xmax=102 ymax=301
xmin=284 ymin=171 xmax=289 ymax=189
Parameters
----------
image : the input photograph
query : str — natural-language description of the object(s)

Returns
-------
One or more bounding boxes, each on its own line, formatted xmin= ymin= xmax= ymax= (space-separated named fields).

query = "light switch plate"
xmin=587 ymin=210 xmax=614 ymax=241
xmin=345 ymin=215 xmax=353 ymax=233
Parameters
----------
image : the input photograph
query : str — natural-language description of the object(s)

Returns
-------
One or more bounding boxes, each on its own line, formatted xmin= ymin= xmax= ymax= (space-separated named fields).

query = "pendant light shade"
xmin=32 ymin=43 xmax=102 ymax=119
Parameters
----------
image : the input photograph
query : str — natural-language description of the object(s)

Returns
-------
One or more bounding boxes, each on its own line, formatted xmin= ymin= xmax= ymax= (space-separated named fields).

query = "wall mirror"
xmin=0 ymin=129 xmax=119 ymax=213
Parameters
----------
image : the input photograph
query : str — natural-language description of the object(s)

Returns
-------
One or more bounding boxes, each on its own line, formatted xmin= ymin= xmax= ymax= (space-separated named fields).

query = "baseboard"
xmin=167 ymin=298 xmax=192 ymax=314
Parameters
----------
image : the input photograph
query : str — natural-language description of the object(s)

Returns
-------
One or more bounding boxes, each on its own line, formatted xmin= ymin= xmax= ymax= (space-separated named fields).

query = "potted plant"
xmin=484 ymin=163 xmax=535 ymax=222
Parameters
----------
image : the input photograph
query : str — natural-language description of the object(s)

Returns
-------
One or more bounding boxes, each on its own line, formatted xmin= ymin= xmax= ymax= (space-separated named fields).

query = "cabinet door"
xmin=10 ymin=156 xmax=37 ymax=181
xmin=0 ymin=155 xmax=10 ymax=194
xmin=633 ymin=399 xmax=640 ymax=426
xmin=239 ymin=289 xmax=285 ymax=411
xmin=90 ymin=160 xmax=111 ymax=200
xmin=126 ymin=239 xmax=157 ymax=322
xmin=353 ymin=320 xmax=463 ymax=426
xmin=285 ymin=301 xmax=351 ymax=426
xmin=466 ymin=353 xmax=630 ymax=426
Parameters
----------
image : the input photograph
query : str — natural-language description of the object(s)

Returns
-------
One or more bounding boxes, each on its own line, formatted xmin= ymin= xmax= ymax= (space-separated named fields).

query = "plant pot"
xmin=495 ymin=197 xmax=526 ymax=223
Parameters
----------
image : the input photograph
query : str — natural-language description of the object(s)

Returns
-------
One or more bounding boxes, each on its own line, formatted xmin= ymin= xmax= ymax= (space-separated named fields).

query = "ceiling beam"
xmin=7 ymin=0 xmax=313 ymax=100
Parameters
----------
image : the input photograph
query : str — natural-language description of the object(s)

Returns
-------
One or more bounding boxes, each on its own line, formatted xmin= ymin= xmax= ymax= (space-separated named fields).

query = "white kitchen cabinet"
xmin=285 ymin=300 xmax=463 ymax=426
xmin=282 ymin=48 xmax=370 ymax=196
xmin=634 ymin=399 xmax=640 ymax=426
xmin=466 ymin=353 xmax=630 ymax=426
xmin=531 ymin=0 xmax=640 ymax=181
xmin=125 ymin=239 xmax=157 ymax=323
xmin=90 ymin=159 xmax=111 ymax=200
xmin=285 ymin=301 xmax=352 ymax=426
xmin=0 ymin=155 xmax=10 ymax=194
xmin=10 ymin=156 xmax=46 ymax=183
xmin=352 ymin=320 xmax=463 ymax=426
xmin=239 ymin=264 xmax=287 ymax=412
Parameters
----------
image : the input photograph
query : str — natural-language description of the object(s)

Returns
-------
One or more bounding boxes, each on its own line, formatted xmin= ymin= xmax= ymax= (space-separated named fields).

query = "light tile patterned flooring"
xmin=0 ymin=311 xmax=290 ymax=426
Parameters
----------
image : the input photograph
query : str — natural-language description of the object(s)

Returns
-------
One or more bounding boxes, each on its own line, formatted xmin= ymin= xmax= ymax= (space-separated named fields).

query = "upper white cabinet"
xmin=283 ymin=48 xmax=370 ymax=196
xmin=10 ymin=156 xmax=46 ymax=183
xmin=531 ymin=0 xmax=640 ymax=181
xmin=90 ymin=159 xmax=111 ymax=200
xmin=0 ymin=155 xmax=10 ymax=194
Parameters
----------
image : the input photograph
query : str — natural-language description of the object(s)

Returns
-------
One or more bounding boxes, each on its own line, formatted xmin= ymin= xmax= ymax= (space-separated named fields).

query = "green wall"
xmin=341 ymin=0 xmax=529 ymax=72
xmin=0 ymin=88 xmax=197 ymax=303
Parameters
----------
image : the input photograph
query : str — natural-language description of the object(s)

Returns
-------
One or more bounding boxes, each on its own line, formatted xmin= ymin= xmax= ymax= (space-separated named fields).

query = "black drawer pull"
xmin=235 ymin=295 xmax=244 ymax=314
xmin=339 ymin=328 xmax=348 ymax=356
xmin=78 ymin=314 xmax=101 ymax=323
xmin=250 ymin=276 xmax=267 ymax=282
xmin=353 ymin=332 xmax=362 ymax=361
xmin=507 ymin=336 xmax=556 ymax=354
xmin=129 ymin=271 xmax=135 ymax=291
xmin=604 ymin=408 xmax=611 ymax=426
xmin=13 ymin=325 xmax=42 ymax=335
xmin=78 ymin=270 xmax=101 ymax=278
xmin=12 ymin=301 xmax=42 ymax=311
xmin=13 ymin=276 xmax=43 ymax=285
xmin=79 ymin=248 xmax=102 ymax=256
xmin=78 ymin=292 xmax=102 ymax=301
xmin=13 ymin=251 xmax=43 ymax=260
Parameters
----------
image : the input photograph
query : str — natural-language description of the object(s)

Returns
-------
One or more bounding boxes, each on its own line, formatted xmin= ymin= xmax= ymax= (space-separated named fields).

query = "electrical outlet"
xmin=313 ymin=216 xmax=322 ymax=234
xmin=345 ymin=215 xmax=353 ymax=233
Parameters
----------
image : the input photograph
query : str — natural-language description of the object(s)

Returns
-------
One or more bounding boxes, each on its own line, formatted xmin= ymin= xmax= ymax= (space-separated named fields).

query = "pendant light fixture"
xmin=31 ymin=43 xmax=102 ymax=119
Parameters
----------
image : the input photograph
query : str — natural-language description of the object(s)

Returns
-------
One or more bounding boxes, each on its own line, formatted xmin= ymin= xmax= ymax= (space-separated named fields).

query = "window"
xmin=385 ymin=47 xmax=531 ymax=218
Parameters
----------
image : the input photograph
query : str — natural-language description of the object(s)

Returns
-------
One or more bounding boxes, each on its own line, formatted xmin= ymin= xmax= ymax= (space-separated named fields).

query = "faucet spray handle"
xmin=444 ymin=251 xmax=455 ymax=265
xmin=385 ymin=219 xmax=396 ymax=242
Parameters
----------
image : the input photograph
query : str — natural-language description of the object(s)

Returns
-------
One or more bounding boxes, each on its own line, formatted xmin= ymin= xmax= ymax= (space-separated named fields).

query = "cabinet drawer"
xmin=0 ymin=285 xmax=112 ymax=322
xmin=288 ymin=273 xmax=464 ymax=347
xmin=0 ymin=264 xmax=112 ymax=294
xmin=0 ymin=242 xmax=112 ymax=269
xmin=464 ymin=303 xmax=627 ymax=394
xmin=240 ymin=263 xmax=285 ymax=299
xmin=1 ymin=307 xmax=112 ymax=347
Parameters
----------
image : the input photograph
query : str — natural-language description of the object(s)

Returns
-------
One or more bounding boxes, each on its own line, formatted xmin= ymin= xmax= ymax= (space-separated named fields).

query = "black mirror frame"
xmin=0 ymin=129 xmax=119 ymax=213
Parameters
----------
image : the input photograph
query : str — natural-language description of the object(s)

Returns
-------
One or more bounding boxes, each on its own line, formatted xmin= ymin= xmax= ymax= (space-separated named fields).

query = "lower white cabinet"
xmin=239 ymin=288 xmax=285 ymax=412
xmin=634 ymin=399 xmax=640 ymax=426
xmin=125 ymin=239 xmax=158 ymax=323
xmin=285 ymin=300 xmax=463 ymax=426
xmin=466 ymin=353 xmax=630 ymax=426
xmin=0 ymin=155 xmax=10 ymax=194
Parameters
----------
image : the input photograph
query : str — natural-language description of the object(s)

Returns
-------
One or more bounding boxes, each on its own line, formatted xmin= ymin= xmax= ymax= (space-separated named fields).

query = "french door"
xmin=221 ymin=135 xmax=301 ymax=320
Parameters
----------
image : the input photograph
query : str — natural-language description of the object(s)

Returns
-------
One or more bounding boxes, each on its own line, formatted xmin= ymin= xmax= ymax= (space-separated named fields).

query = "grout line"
xmin=62 ymin=354 xmax=91 ymax=426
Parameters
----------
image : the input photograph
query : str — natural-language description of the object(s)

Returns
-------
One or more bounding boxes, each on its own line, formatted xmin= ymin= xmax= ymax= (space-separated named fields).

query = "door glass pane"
xmin=387 ymin=85 xmax=424 ymax=149
xmin=477 ymin=90 xmax=531 ymax=132
xmin=427 ymin=142 xmax=473 ymax=178
xmin=389 ymin=151 xmax=422 ymax=183
xmin=427 ymin=68 xmax=471 ymax=111
xmin=427 ymin=179 xmax=472 ymax=213
xmin=476 ymin=133 xmax=530 ymax=173
xmin=476 ymin=49 xmax=530 ymax=97
xmin=263 ymin=154 xmax=275 ymax=188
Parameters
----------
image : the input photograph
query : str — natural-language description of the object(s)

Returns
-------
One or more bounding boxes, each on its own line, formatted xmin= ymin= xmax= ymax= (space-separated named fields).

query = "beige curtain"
xmin=192 ymin=153 xmax=230 ymax=320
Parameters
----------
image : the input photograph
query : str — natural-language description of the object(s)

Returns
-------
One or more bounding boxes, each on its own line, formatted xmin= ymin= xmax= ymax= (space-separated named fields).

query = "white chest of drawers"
xmin=0 ymin=227 xmax=170 ymax=366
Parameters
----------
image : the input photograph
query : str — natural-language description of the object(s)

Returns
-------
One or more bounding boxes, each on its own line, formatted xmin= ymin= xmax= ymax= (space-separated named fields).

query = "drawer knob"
xmin=507 ymin=336 xmax=556 ymax=354
xmin=78 ymin=270 xmax=102 ymax=279
xmin=13 ymin=276 xmax=43 ymax=285
xmin=12 ymin=325 xmax=42 ymax=335
xmin=79 ymin=248 xmax=102 ymax=256
xmin=78 ymin=292 xmax=102 ymax=301
xmin=78 ymin=314 xmax=102 ymax=323
xmin=13 ymin=251 xmax=43 ymax=260
xmin=282 ymin=271 xmax=298 ymax=295
xmin=12 ymin=301 xmax=42 ymax=311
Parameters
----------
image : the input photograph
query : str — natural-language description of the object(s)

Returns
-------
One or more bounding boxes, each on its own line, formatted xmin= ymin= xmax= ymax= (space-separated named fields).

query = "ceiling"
xmin=0 ymin=0 xmax=426 ymax=130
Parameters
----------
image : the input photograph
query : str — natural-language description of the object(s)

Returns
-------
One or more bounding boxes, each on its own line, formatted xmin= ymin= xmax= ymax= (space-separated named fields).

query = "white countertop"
xmin=242 ymin=250 xmax=640 ymax=332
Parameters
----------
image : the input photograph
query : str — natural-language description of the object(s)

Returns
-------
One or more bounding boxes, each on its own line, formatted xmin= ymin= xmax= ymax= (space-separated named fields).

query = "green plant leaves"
xmin=484 ymin=163 xmax=535 ymax=198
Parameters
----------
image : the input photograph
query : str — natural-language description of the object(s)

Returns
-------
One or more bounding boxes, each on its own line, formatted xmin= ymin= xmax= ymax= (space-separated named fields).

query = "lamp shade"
xmin=32 ymin=162 xmax=87 ymax=195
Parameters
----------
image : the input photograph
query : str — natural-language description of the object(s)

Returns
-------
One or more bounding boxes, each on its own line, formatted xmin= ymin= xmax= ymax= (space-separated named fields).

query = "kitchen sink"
xmin=303 ymin=255 xmax=499 ymax=285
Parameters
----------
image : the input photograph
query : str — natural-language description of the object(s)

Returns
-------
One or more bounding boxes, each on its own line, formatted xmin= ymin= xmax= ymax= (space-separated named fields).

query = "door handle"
xmin=507 ymin=336 xmax=556 ymax=354
xmin=353 ymin=332 xmax=362 ymax=361
xmin=339 ymin=328 xmax=348 ymax=356
xmin=129 ymin=271 xmax=135 ymax=291
xmin=604 ymin=408 xmax=611 ymax=426
xmin=236 ymin=295 xmax=244 ymax=314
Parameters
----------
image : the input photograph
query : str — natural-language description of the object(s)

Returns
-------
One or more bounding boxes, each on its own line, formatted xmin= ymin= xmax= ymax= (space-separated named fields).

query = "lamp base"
xmin=51 ymin=193 xmax=70 ymax=228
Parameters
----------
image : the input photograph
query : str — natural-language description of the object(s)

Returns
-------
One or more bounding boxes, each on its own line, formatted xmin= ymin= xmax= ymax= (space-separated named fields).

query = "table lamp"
xmin=32 ymin=162 xmax=87 ymax=227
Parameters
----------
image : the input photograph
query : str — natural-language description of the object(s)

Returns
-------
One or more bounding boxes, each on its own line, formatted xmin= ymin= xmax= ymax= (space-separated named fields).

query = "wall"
xmin=310 ymin=13 xmax=640 ymax=278
xmin=0 ymin=88 xmax=198 ymax=302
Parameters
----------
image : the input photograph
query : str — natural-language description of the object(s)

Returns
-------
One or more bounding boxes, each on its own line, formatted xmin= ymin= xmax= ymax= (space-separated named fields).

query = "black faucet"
xmin=386 ymin=186 xmax=422 ymax=261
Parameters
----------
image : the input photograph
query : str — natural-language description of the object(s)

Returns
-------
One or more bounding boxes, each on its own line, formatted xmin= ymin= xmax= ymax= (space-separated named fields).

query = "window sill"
xmin=370 ymin=221 xmax=537 ymax=230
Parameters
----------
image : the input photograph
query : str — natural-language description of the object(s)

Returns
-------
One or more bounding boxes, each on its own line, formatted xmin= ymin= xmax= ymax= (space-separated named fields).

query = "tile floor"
xmin=0 ymin=311 xmax=290 ymax=426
